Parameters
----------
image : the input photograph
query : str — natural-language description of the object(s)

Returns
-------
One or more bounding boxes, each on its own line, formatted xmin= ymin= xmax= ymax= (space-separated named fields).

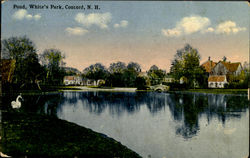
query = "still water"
xmin=7 ymin=91 xmax=250 ymax=158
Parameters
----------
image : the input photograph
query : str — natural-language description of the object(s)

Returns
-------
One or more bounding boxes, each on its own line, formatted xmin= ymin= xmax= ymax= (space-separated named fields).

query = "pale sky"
xmin=2 ymin=1 xmax=249 ymax=72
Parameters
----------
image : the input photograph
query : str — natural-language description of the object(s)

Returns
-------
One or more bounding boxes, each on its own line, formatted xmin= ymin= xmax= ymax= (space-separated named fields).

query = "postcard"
xmin=0 ymin=1 xmax=249 ymax=158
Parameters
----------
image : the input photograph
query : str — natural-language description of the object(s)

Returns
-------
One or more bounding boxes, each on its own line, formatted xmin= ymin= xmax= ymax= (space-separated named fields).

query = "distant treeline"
xmin=1 ymin=36 xmax=249 ymax=92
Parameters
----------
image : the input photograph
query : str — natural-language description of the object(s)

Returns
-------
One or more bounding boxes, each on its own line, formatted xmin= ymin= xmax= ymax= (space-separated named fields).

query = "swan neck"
xmin=16 ymin=96 xmax=21 ymax=101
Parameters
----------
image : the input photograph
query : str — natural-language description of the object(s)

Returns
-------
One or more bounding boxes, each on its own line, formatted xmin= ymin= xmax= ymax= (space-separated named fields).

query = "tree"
xmin=122 ymin=69 xmax=138 ymax=87
xmin=40 ymin=49 xmax=65 ymax=85
xmin=147 ymin=65 xmax=166 ymax=85
xmin=106 ymin=62 xmax=125 ymax=87
xmin=83 ymin=63 xmax=108 ymax=81
xmin=242 ymin=61 xmax=250 ymax=88
xmin=135 ymin=76 xmax=147 ymax=90
xmin=170 ymin=44 xmax=207 ymax=88
xmin=109 ymin=61 xmax=127 ymax=74
xmin=243 ymin=61 xmax=249 ymax=72
xmin=117 ymin=62 xmax=142 ymax=87
xmin=222 ymin=56 xmax=227 ymax=62
xmin=21 ymin=53 xmax=44 ymax=89
xmin=149 ymin=65 xmax=159 ymax=71
xmin=1 ymin=36 xmax=43 ymax=89
xmin=127 ymin=62 xmax=141 ymax=72
xmin=1 ymin=36 xmax=36 ymax=60
xmin=63 ymin=67 xmax=81 ymax=76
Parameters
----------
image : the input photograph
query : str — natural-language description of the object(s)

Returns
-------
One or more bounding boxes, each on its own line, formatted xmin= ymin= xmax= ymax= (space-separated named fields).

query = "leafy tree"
xmin=109 ymin=61 xmax=127 ymax=73
xmin=83 ymin=63 xmax=108 ymax=81
xmin=1 ymin=36 xmax=36 ymax=60
xmin=119 ymin=62 xmax=142 ymax=87
xmin=149 ymin=65 xmax=159 ymax=71
xmin=135 ymin=76 xmax=147 ymax=90
xmin=170 ymin=44 xmax=207 ymax=88
xmin=1 ymin=36 xmax=43 ymax=89
xmin=242 ymin=61 xmax=250 ymax=88
xmin=107 ymin=62 xmax=126 ymax=87
xmin=107 ymin=61 xmax=142 ymax=87
xmin=21 ymin=53 xmax=44 ymax=89
xmin=63 ymin=67 xmax=81 ymax=76
xmin=40 ymin=49 xmax=65 ymax=85
xmin=127 ymin=62 xmax=141 ymax=72
xmin=147 ymin=65 xmax=166 ymax=85
xmin=243 ymin=61 xmax=249 ymax=72
xmin=222 ymin=56 xmax=227 ymax=62
xmin=122 ymin=69 xmax=138 ymax=87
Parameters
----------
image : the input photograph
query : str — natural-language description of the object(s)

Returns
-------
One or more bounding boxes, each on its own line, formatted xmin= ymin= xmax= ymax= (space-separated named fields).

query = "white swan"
xmin=0 ymin=152 xmax=11 ymax=157
xmin=11 ymin=95 xmax=23 ymax=109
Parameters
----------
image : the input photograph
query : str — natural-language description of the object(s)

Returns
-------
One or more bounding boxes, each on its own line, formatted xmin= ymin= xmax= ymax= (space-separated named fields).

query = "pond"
xmin=3 ymin=91 xmax=249 ymax=158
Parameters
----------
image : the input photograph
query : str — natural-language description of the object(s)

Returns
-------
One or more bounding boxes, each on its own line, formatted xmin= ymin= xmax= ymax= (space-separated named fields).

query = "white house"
xmin=64 ymin=76 xmax=83 ymax=85
xmin=163 ymin=75 xmax=175 ymax=83
xmin=208 ymin=75 xmax=228 ymax=88
xmin=82 ymin=79 xmax=105 ymax=87
xmin=211 ymin=61 xmax=243 ymax=76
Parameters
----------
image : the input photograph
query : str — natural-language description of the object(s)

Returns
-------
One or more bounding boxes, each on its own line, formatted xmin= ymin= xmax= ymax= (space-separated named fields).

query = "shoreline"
xmin=180 ymin=89 xmax=248 ymax=95
xmin=2 ymin=86 xmax=247 ymax=95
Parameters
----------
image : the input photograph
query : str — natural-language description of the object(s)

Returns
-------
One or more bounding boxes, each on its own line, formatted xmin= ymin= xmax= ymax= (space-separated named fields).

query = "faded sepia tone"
xmin=0 ymin=1 xmax=249 ymax=158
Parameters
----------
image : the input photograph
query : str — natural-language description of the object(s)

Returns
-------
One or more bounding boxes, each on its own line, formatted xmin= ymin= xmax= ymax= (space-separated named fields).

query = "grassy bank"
xmin=179 ymin=89 xmax=248 ymax=94
xmin=0 ymin=111 xmax=141 ymax=158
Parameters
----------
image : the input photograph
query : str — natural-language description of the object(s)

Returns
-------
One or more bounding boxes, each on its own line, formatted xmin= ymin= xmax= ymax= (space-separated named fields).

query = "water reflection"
xmin=1 ymin=91 xmax=249 ymax=158
xmin=63 ymin=92 xmax=247 ymax=139
xmin=2 ymin=92 xmax=248 ymax=140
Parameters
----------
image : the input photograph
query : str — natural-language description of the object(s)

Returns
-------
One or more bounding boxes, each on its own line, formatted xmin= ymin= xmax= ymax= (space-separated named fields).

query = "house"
xmin=201 ymin=57 xmax=217 ymax=74
xmin=208 ymin=75 xmax=228 ymax=88
xmin=163 ymin=75 xmax=175 ymax=83
xmin=86 ymin=79 xmax=97 ymax=86
xmin=211 ymin=61 xmax=243 ymax=76
xmin=82 ymin=79 xmax=105 ymax=87
xmin=64 ymin=76 xmax=83 ymax=85
xmin=203 ymin=59 xmax=244 ymax=88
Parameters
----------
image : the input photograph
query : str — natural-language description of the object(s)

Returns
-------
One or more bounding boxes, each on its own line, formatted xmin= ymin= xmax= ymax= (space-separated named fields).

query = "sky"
xmin=1 ymin=1 xmax=249 ymax=72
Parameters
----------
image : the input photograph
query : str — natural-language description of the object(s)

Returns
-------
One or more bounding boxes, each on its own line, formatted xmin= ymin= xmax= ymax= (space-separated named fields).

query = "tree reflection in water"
xmin=3 ymin=91 xmax=248 ymax=139
xmin=58 ymin=92 xmax=248 ymax=139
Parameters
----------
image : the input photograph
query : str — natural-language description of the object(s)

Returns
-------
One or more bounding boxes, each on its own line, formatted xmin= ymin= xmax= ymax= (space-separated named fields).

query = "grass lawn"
xmin=0 ymin=111 xmax=141 ymax=158
xmin=184 ymin=89 xmax=248 ymax=94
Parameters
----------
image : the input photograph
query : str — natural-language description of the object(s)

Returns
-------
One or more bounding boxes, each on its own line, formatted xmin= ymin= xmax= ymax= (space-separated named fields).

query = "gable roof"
xmin=208 ymin=75 xmax=227 ymax=82
xmin=64 ymin=76 xmax=75 ymax=80
xmin=201 ymin=60 xmax=217 ymax=73
xmin=220 ymin=61 xmax=241 ymax=73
